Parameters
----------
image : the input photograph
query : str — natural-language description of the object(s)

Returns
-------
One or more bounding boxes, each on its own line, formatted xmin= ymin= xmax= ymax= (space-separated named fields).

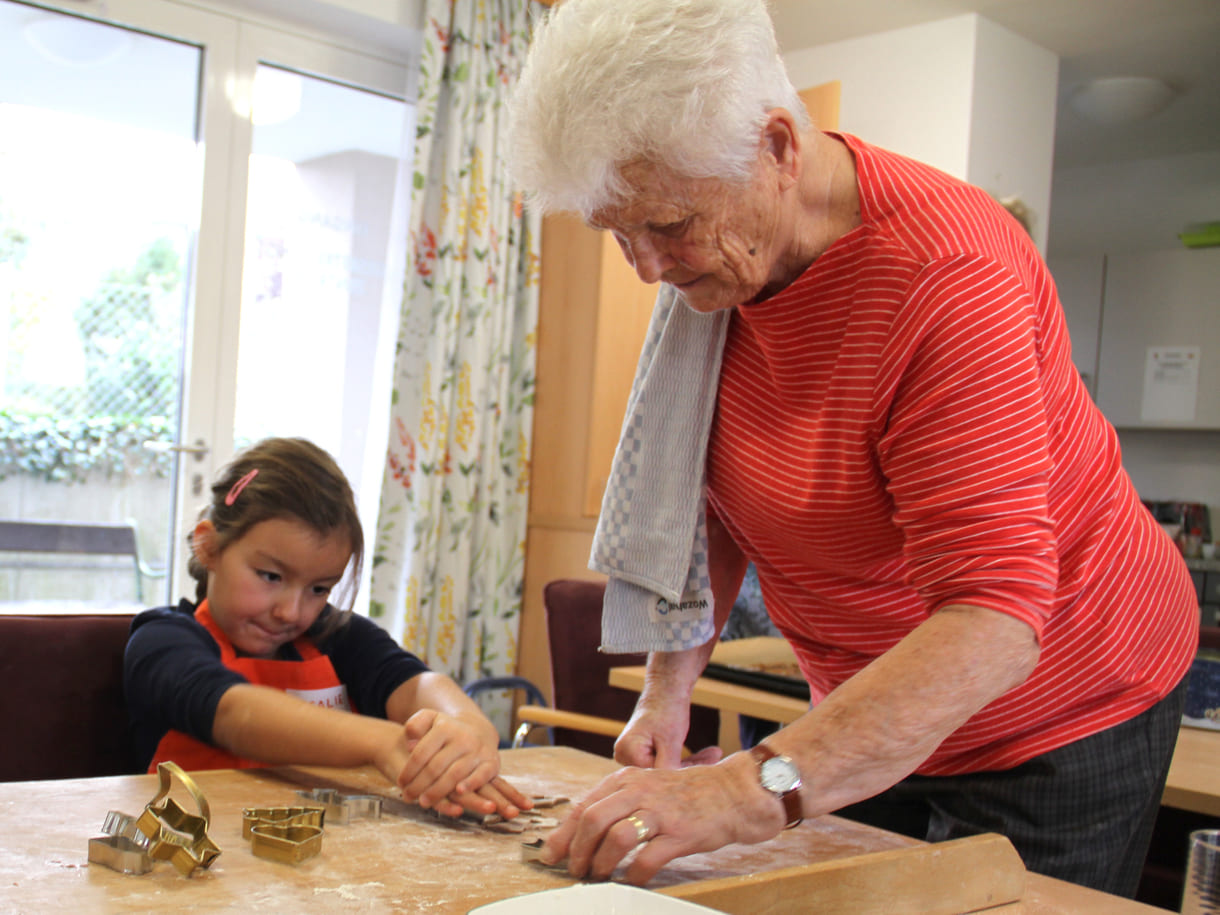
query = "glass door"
xmin=0 ymin=1 xmax=413 ymax=611
xmin=0 ymin=0 xmax=208 ymax=607
xmin=213 ymin=24 xmax=412 ymax=614
xmin=229 ymin=37 xmax=411 ymax=584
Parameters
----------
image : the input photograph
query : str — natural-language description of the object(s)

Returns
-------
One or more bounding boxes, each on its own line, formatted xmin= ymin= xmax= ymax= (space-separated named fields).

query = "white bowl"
xmin=468 ymin=884 xmax=722 ymax=914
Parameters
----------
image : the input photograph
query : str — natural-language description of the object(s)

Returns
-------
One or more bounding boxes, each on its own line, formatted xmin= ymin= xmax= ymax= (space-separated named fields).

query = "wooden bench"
xmin=0 ymin=519 xmax=165 ymax=602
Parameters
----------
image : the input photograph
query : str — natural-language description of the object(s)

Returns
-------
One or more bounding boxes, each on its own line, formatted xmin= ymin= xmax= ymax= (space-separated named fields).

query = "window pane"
xmin=0 ymin=1 xmax=200 ymax=607
xmin=234 ymin=63 xmax=408 ymax=502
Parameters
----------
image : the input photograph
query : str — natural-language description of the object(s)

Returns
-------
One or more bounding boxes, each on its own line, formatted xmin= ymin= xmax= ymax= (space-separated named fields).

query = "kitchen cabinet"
xmin=1094 ymin=247 xmax=1220 ymax=429
xmin=1047 ymin=253 xmax=1104 ymax=398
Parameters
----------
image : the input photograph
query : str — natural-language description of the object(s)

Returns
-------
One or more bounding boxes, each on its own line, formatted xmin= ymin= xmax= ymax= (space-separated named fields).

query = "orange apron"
xmin=148 ymin=600 xmax=352 ymax=772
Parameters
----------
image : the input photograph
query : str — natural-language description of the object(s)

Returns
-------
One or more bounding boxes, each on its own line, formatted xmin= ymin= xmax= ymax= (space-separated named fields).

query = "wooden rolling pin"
xmin=660 ymin=832 xmax=1026 ymax=915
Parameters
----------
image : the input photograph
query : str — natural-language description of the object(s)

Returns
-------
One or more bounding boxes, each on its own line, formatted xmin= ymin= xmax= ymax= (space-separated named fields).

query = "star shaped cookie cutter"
xmin=132 ymin=761 xmax=222 ymax=876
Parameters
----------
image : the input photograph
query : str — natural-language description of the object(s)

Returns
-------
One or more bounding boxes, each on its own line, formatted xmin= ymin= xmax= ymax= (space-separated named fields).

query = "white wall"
xmin=783 ymin=14 xmax=1057 ymax=252
xmin=965 ymin=16 xmax=1057 ymax=252
xmin=784 ymin=16 xmax=978 ymax=179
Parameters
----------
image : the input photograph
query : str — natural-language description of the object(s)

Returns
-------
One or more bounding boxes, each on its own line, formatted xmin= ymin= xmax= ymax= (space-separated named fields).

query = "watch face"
xmin=760 ymin=756 xmax=801 ymax=793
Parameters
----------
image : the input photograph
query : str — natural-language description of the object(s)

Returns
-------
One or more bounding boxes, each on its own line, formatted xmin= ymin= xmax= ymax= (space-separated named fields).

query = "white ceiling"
xmin=770 ymin=0 xmax=1220 ymax=170
xmin=4 ymin=1 xmax=1217 ymax=180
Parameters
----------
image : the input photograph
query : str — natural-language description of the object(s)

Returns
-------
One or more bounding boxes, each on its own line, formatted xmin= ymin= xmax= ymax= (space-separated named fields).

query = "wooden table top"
xmin=1163 ymin=725 xmax=1220 ymax=816
xmin=0 ymin=746 xmax=1163 ymax=913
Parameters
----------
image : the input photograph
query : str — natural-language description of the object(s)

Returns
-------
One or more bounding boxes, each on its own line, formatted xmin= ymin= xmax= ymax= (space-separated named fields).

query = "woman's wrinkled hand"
xmin=614 ymin=694 xmax=722 ymax=769
xmin=540 ymin=754 xmax=782 ymax=885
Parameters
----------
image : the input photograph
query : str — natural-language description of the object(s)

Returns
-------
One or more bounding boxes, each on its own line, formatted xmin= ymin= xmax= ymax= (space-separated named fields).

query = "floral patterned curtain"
xmin=369 ymin=0 xmax=541 ymax=728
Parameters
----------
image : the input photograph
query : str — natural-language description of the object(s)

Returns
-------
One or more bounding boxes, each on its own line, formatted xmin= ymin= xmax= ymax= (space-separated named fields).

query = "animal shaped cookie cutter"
xmin=295 ymin=787 xmax=383 ymax=825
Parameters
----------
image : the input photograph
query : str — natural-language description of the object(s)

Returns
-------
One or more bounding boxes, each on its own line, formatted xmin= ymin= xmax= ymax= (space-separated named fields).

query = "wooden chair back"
xmin=541 ymin=578 xmax=719 ymax=756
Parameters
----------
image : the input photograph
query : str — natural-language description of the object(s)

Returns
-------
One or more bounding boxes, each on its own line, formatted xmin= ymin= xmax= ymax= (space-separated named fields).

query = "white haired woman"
xmin=508 ymin=0 xmax=1196 ymax=896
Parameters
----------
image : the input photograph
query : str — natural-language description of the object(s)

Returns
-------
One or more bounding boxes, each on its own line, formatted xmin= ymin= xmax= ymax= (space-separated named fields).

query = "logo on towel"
xmin=654 ymin=597 xmax=709 ymax=617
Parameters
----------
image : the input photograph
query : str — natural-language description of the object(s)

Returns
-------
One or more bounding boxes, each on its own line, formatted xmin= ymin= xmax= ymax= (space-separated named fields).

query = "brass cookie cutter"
xmin=248 ymin=823 xmax=324 ymax=865
xmin=242 ymin=805 xmax=326 ymax=864
xmin=295 ymin=788 xmax=382 ymax=825
xmin=241 ymin=805 xmax=326 ymax=839
xmin=133 ymin=761 xmax=222 ymax=876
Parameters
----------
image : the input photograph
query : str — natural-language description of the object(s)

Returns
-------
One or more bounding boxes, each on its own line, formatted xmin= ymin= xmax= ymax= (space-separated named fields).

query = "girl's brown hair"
xmin=187 ymin=438 xmax=364 ymax=623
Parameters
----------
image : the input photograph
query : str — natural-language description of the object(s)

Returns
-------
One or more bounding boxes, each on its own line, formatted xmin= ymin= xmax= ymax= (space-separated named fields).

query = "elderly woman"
xmin=508 ymin=0 xmax=1197 ymax=896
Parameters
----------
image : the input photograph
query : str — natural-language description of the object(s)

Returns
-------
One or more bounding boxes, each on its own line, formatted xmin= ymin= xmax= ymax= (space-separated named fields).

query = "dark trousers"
xmin=834 ymin=678 xmax=1189 ymax=898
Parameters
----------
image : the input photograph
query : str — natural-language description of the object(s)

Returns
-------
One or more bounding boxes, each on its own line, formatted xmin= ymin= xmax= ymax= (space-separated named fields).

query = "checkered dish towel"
xmin=590 ymin=284 xmax=731 ymax=652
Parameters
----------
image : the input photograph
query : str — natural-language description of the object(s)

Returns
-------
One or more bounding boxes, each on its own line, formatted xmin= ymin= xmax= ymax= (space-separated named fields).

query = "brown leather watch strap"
xmin=748 ymin=743 xmax=803 ymax=829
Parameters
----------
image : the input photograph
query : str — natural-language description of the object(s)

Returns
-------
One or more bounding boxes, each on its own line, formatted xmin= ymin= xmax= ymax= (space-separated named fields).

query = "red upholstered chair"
xmin=0 ymin=613 xmax=139 ymax=781
xmin=518 ymin=578 xmax=719 ymax=757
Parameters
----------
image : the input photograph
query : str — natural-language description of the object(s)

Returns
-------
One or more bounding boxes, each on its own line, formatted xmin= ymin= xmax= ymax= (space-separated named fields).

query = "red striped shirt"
xmin=706 ymin=134 xmax=1198 ymax=774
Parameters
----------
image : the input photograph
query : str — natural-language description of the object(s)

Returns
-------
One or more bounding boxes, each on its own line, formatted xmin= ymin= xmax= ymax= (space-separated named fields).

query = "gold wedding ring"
xmin=626 ymin=813 xmax=650 ymax=844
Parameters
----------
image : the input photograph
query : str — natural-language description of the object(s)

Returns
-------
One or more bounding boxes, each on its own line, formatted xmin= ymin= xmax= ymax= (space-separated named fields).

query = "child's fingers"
xmin=395 ymin=716 xmax=468 ymax=790
xmin=487 ymin=774 xmax=533 ymax=812
xmin=402 ymin=708 xmax=439 ymax=741
xmin=451 ymin=758 xmax=500 ymax=797
xmin=422 ymin=757 xmax=500 ymax=809
xmin=432 ymin=795 xmax=473 ymax=818
xmin=403 ymin=745 xmax=487 ymax=808
xmin=444 ymin=774 xmax=531 ymax=820
xmin=444 ymin=783 xmax=512 ymax=819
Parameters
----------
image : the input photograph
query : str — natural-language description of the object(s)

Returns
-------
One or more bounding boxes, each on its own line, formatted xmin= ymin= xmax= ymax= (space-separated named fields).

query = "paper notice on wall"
xmin=1140 ymin=346 xmax=1200 ymax=422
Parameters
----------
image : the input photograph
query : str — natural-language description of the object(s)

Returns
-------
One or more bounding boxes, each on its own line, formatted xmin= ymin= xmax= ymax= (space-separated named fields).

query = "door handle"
xmin=143 ymin=439 xmax=209 ymax=462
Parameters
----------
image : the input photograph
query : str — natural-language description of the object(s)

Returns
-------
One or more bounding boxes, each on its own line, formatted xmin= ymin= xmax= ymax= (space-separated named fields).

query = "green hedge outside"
xmin=0 ymin=411 xmax=174 ymax=483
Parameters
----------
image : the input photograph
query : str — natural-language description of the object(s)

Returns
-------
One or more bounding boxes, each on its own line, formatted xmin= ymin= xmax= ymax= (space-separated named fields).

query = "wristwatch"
xmin=748 ymin=743 xmax=803 ymax=829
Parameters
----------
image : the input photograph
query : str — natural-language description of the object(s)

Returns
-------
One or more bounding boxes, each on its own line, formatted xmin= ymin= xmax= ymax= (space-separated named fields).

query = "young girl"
xmin=124 ymin=437 xmax=529 ymax=820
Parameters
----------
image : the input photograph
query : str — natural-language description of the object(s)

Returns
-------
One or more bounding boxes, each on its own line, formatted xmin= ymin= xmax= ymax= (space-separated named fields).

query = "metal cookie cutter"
xmin=133 ymin=761 xmax=222 ymax=876
xmin=295 ymin=788 xmax=382 ymax=825
xmin=89 ymin=834 xmax=154 ymax=875
xmin=249 ymin=823 xmax=324 ymax=865
xmin=520 ymin=837 xmax=567 ymax=872
xmin=101 ymin=809 xmax=151 ymax=848
xmin=241 ymin=805 xmax=326 ymax=839
xmin=89 ymin=811 xmax=154 ymax=875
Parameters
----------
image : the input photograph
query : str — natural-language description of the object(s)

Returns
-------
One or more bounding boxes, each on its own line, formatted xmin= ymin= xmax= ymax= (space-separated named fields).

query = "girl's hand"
xmin=434 ymin=774 xmax=534 ymax=820
xmin=393 ymin=709 xmax=530 ymax=819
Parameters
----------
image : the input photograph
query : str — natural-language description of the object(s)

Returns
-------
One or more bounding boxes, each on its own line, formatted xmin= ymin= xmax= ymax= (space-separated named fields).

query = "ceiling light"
xmin=252 ymin=67 xmax=303 ymax=126
xmin=23 ymin=15 xmax=132 ymax=67
xmin=1069 ymin=76 xmax=1177 ymax=125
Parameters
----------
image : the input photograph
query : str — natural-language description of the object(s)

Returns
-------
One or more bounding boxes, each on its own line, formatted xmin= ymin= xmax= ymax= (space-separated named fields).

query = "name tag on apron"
xmin=287 ymin=684 xmax=352 ymax=712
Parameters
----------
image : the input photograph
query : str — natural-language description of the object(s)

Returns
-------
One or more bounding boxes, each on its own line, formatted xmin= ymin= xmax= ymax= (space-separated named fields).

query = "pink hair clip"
xmin=224 ymin=468 xmax=258 ymax=506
